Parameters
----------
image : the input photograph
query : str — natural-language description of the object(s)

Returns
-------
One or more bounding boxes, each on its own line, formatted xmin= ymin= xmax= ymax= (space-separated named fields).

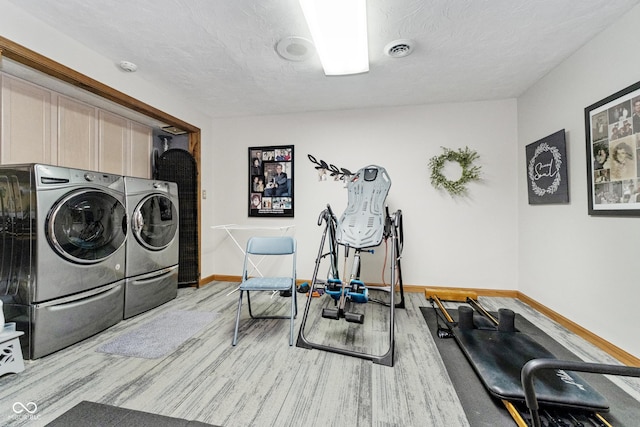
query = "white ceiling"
xmin=8 ymin=0 xmax=640 ymax=119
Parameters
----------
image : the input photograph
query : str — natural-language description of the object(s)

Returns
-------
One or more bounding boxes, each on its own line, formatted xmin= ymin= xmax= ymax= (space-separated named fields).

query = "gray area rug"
xmin=46 ymin=401 xmax=219 ymax=426
xmin=96 ymin=311 xmax=217 ymax=359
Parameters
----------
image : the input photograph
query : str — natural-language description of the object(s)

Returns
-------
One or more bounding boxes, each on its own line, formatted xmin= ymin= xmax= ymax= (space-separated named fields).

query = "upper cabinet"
xmin=1 ymin=75 xmax=54 ymax=164
xmin=97 ymin=110 xmax=152 ymax=177
xmin=130 ymin=121 xmax=152 ymax=178
xmin=0 ymin=73 xmax=152 ymax=177
xmin=58 ymin=95 xmax=96 ymax=169
xmin=98 ymin=110 xmax=128 ymax=175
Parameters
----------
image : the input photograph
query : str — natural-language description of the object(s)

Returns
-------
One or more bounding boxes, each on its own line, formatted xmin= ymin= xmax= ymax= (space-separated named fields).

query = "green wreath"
xmin=428 ymin=147 xmax=481 ymax=196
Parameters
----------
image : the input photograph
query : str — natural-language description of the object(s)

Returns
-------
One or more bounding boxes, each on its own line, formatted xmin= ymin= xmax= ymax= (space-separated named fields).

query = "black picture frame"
xmin=248 ymin=145 xmax=294 ymax=217
xmin=526 ymin=129 xmax=569 ymax=205
xmin=585 ymin=80 xmax=640 ymax=216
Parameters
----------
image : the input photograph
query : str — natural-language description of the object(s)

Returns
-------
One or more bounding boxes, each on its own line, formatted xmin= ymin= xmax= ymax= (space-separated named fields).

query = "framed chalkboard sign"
xmin=525 ymin=129 xmax=569 ymax=205
xmin=248 ymin=145 xmax=294 ymax=217
xmin=585 ymin=80 xmax=640 ymax=216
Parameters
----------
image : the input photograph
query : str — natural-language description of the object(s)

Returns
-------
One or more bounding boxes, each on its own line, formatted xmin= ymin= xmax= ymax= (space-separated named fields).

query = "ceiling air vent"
xmin=384 ymin=40 xmax=415 ymax=58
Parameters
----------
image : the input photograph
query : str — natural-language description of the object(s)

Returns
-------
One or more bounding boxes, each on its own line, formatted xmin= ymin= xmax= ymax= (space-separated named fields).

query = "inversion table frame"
xmin=296 ymin=204 xmax=404 ymax=367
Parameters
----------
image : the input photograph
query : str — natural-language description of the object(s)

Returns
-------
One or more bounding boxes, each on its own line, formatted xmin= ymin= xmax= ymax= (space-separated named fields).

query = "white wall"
xmin=205 ymin=101 xmax=519 ymax=289
xmin=518 ymin=4 xmax=640 ymax=357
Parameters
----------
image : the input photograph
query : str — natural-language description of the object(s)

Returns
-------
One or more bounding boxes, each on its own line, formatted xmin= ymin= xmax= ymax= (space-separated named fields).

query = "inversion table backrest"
xmin=336 ymin=165 xmax=391 ymax=249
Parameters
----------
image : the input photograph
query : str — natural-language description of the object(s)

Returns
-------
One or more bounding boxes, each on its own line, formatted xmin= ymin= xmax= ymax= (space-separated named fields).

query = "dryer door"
xmin=47 ymin=190 xmax=127 ymax=264
xmin=132 ymin=194 xmax=178 ymax=251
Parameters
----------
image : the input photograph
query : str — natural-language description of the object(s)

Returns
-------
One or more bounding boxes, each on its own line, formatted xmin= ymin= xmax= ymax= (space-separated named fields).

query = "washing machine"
xmin=123 ymin=176 xmax=179 ymax=319
xmin=0 ymin=164 xmax=126 ymax=359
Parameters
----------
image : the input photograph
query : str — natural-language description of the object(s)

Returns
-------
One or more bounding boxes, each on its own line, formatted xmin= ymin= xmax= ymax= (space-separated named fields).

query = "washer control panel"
xmin=36 ymin=164 xmax=123 ymax=188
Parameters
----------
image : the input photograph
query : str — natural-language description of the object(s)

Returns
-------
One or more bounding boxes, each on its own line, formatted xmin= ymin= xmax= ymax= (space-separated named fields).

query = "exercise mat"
xmin=420 ymin=306 xmax=639 ymax=426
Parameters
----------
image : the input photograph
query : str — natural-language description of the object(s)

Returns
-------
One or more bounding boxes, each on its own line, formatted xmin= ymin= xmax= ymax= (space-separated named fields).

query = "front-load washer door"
xmin=47 ymin=190 xmax=127 ymax=264
xmin=132 ymin=194 xmax=178 ymax=251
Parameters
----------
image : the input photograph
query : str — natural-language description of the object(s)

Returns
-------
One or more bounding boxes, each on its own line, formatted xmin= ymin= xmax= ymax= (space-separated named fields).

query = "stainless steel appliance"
xmin=0 ymin=164 xmax=126 ymax=359
xmin=123 ymin=177 xmax=179 ymax=319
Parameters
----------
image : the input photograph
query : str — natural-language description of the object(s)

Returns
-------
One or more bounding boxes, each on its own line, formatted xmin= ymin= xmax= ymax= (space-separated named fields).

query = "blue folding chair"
xmin=232 ymin=236 xmax=297 ymax=346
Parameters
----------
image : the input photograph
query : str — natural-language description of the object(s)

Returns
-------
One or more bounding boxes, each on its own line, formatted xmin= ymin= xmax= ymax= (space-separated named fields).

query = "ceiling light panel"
xmin=299 ymin=0 xmax=369 ymax=76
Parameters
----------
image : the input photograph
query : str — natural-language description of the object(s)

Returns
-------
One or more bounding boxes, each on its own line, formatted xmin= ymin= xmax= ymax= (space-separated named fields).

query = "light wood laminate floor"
xmin=1 ymin=282 xmax=639 ymax=426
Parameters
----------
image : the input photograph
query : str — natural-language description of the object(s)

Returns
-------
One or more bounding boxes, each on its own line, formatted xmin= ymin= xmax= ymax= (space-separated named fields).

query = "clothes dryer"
xmin=123 ymin=177 xmax=179 ymax=319
xmin=0 ymin=164 xmax=126 ymax=359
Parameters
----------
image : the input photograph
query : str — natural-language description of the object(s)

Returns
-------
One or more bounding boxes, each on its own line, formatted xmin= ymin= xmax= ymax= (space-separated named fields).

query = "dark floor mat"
xmin=420 ymin=305 xmax=640 ymax=427
xmin=46 ymin=401 xmax=219 ymax=427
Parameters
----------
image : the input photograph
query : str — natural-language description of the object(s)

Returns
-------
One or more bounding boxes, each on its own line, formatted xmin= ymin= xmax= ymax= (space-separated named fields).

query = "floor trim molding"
xmin=517 ymin=291 xmax=639 ymax=367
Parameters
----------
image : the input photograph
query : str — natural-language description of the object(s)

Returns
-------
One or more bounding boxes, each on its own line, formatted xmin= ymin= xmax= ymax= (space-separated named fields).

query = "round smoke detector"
xmin=384 ymin=39 xmax=415 ymax=58
xmin=275 ymin=36 xmax=315 ymax=62
xmin=119 ymin=60 xmax=138 ymax=72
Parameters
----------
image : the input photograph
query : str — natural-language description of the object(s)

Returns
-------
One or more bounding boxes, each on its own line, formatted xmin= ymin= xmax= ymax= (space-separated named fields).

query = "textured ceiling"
xmin=8 ymin=0 xmax=640 ymax=119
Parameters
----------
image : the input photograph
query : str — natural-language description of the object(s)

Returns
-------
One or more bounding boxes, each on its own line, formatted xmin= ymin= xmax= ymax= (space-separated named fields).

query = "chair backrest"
xmin=246 ymin=236 xmax=296 ymax=255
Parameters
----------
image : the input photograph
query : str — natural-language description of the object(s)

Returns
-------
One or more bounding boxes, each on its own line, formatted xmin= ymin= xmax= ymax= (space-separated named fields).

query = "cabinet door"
xmin=98 ymin=110 xmax=127 ymax=175
xmin=57 ymin=96 xmax=96 ymax=169
xmin=1 ymin=75 xmax=54 ymax=164
xmin=129 ymin=121 xmax=152 ymax=178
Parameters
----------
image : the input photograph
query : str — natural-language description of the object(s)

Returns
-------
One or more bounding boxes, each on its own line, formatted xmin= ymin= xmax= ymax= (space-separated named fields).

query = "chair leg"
xmin=247 ymin=291 xmax=254 ymax=318
xmin=235 ymin=286 xmax=296 ymax=345
xmin=232 ymin=290 xmax=244 ymax=346
xmin=289 ymin=285 xmax=295 ymax=346
xmin=293 ymin=285 xmax=298 ymax=318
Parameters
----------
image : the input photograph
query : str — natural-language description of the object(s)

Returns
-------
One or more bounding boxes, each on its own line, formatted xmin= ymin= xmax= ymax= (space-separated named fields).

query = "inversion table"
xmin=296 ymin=165 xmax=404 ymax=366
